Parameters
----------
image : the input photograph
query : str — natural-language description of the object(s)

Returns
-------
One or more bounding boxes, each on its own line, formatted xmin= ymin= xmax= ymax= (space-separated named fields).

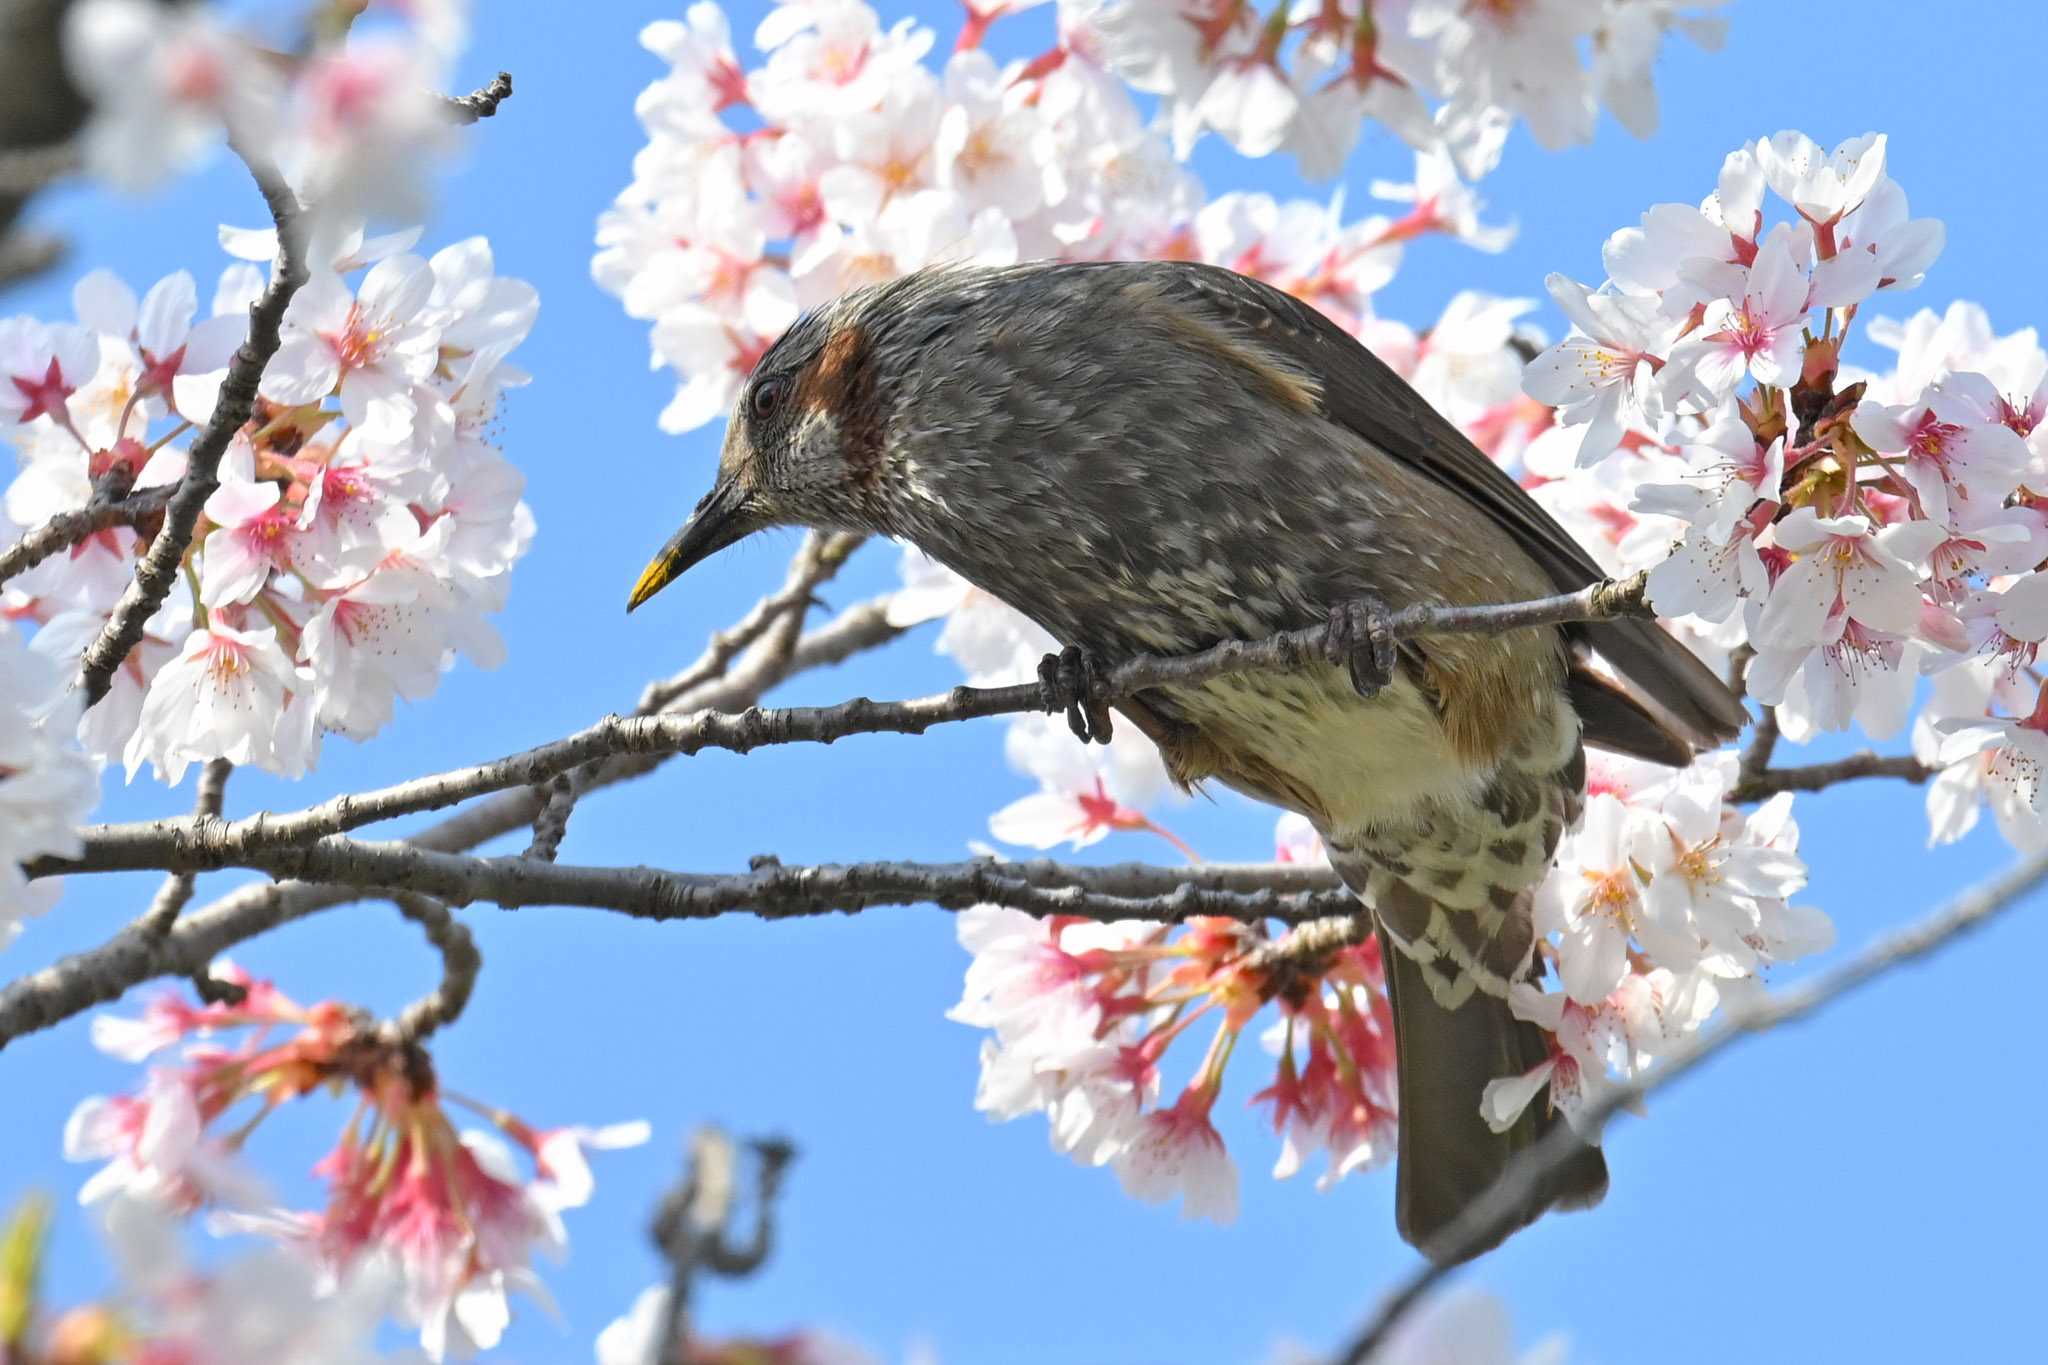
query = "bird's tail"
xmin=1379 ymin=926 xmax=1608 ymax=1262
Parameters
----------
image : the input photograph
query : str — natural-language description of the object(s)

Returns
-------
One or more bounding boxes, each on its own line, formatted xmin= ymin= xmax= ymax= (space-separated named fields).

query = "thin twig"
xmin=46 ymin=575 xmax=1659 ymax=870
xmin=639 ymin=532 xmax=866 ymax=714
xmin=135 ymin=759 xmax=232 ymax=938
xmin=1331 ymin=842 xmax=2048 ymax=1363
xmin=521 ymin=531 xmax=867 ymax=857
xmin=0 ymin=859 xmax=1342 ymax=1052
xmin=441 ymin=72 xmax=514 ymax=124
xmin=0 ymin=486 xmax=174 ymax=589
xmin=521 ymin=773 xmax=577 ymax=862
xmin=76 ymin=137 xmax=310 ymax=706
xmin=383 ymin=893 xmax=480 ymax=1044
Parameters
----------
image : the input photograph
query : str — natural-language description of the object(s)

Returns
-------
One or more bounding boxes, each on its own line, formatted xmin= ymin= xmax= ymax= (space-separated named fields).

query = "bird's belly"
xmin=1168 ymin=664 xmax=1488 ymax=829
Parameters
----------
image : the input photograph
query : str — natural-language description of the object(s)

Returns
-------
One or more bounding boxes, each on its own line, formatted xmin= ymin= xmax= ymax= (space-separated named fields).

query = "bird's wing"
xmin=1130 ymin=259 xmax=1749 ymax=755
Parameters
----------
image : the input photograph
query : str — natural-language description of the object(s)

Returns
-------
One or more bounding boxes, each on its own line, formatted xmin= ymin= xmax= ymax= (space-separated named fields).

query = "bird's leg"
xmin=1037 ymin=644 xmax=1115 ymax=744
xmin=1326 ymin=596 xmax=1398 ymax=700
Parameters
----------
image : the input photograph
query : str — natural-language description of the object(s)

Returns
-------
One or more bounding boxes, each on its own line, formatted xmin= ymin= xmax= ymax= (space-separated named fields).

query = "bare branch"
xmin=1331 ymin=842 xmax=2048 ymax=1363
xmin=0 ymin=486 xmax=174 ymax=590
xmin=75 ymin=137 xmax=309 ymax=707
xmin=441 ymin=71 xmax=514 ymax=124
xmin=650 ymin=1128 xmax=798 ymax=1364
xmin=1729 ymin=751 xmax=1937 ymax=803
xmin=0 ymin=858 xmax=1342 ymax=1052
xmin=48 ymin=575 xmax=1659 ymax=871
xmin=100 ymin=590 xmax=906 ymax=1007
xmin=0 ymin=229 xmax=62 ymax=292
xmin=136 ymin=759 xmax=232 ymax=938
xmin=383 ymin=892 xmax=480 ymax=1045
xmin=0 ymin=140 xmax=76 ymax=196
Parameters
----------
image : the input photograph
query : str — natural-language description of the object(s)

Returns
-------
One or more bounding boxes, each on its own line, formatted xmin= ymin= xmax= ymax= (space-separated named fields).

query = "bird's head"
xmin=626 ymin=294 xmax=896 ymax=612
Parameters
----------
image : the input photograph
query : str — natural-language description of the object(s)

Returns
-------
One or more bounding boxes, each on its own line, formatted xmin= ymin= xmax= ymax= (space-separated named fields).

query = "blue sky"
xmin=7 ymin=1 xmax=2047 ymax=1360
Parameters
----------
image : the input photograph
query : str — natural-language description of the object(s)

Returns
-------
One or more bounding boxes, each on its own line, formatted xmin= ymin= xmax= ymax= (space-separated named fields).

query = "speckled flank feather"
xmin=704 ymin=260 xmax=1745 ymax=1257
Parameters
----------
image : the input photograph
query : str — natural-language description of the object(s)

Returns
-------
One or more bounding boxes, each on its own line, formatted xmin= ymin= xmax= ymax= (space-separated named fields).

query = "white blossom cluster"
xmin=1 ymin=229 xmax=536 ymax=798
xmin=595 ymin=0 xmax=1525 ymax=436
xmin=1081 ymin=0 xmax=1730 ymax=180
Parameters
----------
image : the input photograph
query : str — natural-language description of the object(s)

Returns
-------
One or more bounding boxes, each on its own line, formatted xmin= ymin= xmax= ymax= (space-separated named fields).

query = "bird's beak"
xmin=627 ymin=476 xmax=758 ymax=612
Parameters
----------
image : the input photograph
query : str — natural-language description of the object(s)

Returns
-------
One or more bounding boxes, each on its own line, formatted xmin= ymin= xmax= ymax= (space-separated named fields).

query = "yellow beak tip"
xmin=626 ymin=559 xmax=675 ymax=614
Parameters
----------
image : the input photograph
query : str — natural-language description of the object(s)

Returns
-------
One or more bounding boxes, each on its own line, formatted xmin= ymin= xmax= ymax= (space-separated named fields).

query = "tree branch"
xmin=0 ymin=486 xmax=173 ymax=589
xmin=135 ymin=758 xmax=231 ymax=938
xmin=45 ymin=575 xmax=1659 ymax=872
xmin=440 ymin=71 xmax=514 ymax=124
xmin=75 ymin=136 xmax=309 ymax=707
xmin=0 ymin=859 xmax=1343 ymax=1052
xmin=1331 ymin=841 xmax=2048 ymax=1364
xmin=1728 ymin=751 xmax=1937 ymax=803
xmin=0 ymin=140 xmax=76 ymax=197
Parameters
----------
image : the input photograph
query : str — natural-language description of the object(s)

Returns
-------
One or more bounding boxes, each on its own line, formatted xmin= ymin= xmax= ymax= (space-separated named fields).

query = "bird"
xmin=626 ymin=260 xmax=1748 ymax=1261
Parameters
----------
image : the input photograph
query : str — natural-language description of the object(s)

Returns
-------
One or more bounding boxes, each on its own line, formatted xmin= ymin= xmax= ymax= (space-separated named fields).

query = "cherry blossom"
xmin=0 ymin=620 xmax=98 ymax=941
xmin=263 ymin=258 xmax=444 ymax=442
xmin=63 ymin=0 xmax=278 ymax=191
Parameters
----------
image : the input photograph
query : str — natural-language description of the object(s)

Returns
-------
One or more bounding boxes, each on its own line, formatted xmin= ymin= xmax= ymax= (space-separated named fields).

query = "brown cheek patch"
xmin=797 ymin=322 xmax=885 ymax=489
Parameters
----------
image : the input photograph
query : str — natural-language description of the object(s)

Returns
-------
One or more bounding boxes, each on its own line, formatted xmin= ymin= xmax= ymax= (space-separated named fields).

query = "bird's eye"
xmin=750 ymin=378 xmax=784 ymax=420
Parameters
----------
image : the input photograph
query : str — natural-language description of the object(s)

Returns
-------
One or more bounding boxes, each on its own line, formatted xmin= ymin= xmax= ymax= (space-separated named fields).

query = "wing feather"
xmin=1122 ymin=260 xmax=1748 ymax=754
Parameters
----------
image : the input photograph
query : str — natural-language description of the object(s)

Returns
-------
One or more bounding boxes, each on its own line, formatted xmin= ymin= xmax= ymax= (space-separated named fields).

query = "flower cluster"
xmin=66 ymin=966 xmax=645 ymax=1360
xmin=0 ymin=229 xmax=537 ymax=791
xmin=65 ymin=0 xmax=465 ymax=233
xmin=14 ymin=1192 xmax=402 ymax=1365
xmin=1081 ymin=0 xmax=1730 ymax=180
xmin=1527 ymin=130 xmax=2048 ymax=849
xmin=1484 ymin=750 xmax=1825 ymax=1131
xmin=596 ymin=0 xmax=1524 ymax=435
xmin=947 ymin=842 xmax=1407 ymax=1219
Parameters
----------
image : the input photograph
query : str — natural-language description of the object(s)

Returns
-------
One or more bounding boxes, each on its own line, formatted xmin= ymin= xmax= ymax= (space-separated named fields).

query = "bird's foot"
xmin=1326 ymin=596 xmax=1398 ymax=700
xmin=1037 ymin=644 xmax=1116 ymax=745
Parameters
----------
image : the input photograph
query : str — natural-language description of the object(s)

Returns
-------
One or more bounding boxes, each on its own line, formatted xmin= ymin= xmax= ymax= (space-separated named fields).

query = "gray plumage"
xmin=631 ymin=259 xmax=1747 ymax=1261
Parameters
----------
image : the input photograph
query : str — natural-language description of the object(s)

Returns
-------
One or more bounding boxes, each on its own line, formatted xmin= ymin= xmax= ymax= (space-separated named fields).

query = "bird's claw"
xmin=1037 ymin=644 xmax=1115 ymax=745
xmin=1326 ymin=596 xmax=1398 ymax=700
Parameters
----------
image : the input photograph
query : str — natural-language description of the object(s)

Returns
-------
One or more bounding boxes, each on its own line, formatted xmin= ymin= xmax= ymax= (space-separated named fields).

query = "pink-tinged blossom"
xmin=122 ymin=615 xmax=319 ymax=784
xmin=1834 ymin=176 xmax=1945 ymax=294
xmin=1535 ymin=793 xmax=1641 ymax=1004
xmin=73 ymin=268 xmax=245 ymax=416
xmin=1749 ymin=508 xmax=1942 ymax=659
xmin=1523 ymin=274 xmax=1683 ymax=465
xmin=1635 ymin=402 xmax=1785 ymax=541
xmin=934 ymin=49 xmax=1058 ymax=219
xmin=63 ymin=0 xmax=279 ymax=191
xmin=1678 ymin=230 xmax=1811 ymax=394
xmin=0 ymin=620 xmax=97 ymax=941
xmin=0 ymin=317 xmax=100 ymax=427
xmin=1111 ymin=1086 xmax=1239 ymax=1222
xmin=91 ymin=1195 xmax=398 ymax=1365
xmin=749 ymin=0 xmax=937 ymax=124
xmin=285 ymin=36 xmax=456 ymax=232
xmin=1756 ymin=130 xmax=1888 ymax=229
xmin=65 ymin=1069 xmax=273 ymax=1210
xmin=263 ymin=259 xmax=444 ymax=442
xmin=199 ymin=471 xmax=298 ymax=607
xmin=1852 ymin=388 xmax=2031 ymax=524
xmin=641 ymin=2 xmax=750 ymax=114
xmin=1369 ymin=149 xmax=1516 ymax=253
